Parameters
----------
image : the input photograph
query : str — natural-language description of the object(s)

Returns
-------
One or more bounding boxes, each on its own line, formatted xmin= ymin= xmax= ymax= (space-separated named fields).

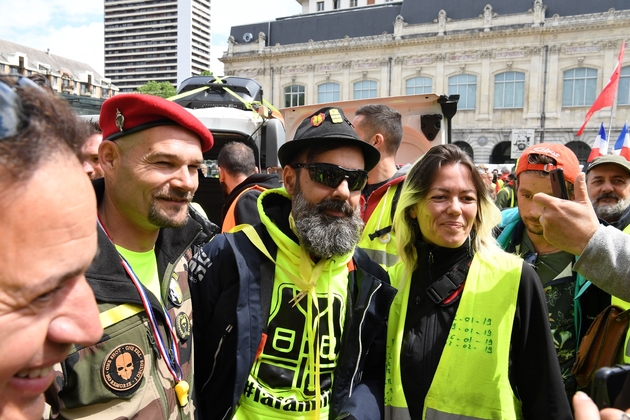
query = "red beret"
xmin=99 ymin=93 xmax=214 ymax=152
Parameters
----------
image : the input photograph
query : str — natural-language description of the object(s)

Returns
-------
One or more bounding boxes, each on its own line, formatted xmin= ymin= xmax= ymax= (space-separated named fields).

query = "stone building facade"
xmin=221 ymin=0 xmax=630 ymax=164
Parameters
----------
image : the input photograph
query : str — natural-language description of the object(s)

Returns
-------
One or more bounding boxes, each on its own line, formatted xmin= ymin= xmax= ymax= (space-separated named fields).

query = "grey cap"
xmin=586 ymin=154 xmax=630 ymax=175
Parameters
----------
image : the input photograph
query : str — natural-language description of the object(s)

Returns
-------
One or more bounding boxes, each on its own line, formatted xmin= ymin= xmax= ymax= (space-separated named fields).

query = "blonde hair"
xmin=393 ymin=144 xmax=507 ymax=279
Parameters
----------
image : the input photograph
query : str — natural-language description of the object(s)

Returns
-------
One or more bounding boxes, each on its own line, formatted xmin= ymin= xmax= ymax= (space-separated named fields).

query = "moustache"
xmin=596 ymin=192 xmax=620 ymax=203
xmin=317 ymin=199 xmax=355 ymax=217
xmin=154 ymin=190 xmax=194 ymax=202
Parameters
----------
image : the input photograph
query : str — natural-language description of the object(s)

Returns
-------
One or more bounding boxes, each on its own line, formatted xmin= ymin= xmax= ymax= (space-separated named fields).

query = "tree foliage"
xmin=135 ymin=81 xmax=177 ymax=98
xmin=200 ymin=70 xmax=213 ymax=76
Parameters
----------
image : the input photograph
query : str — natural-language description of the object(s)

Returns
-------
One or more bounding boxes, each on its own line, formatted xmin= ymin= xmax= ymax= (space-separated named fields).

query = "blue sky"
xmin=0 ymin=0 xmax=302 ymax=77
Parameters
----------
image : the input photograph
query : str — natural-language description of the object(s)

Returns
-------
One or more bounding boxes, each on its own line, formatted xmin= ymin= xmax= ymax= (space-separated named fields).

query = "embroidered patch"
xmin=311 ymin=113 xmax=325 ymax=127
xmin=115 ymin=108 xmax=125 ymax=132
xmin=329 ymin=108 xmax=343 ymax=124
xmin=176 ymin=313 xmax=192 ymax=341
xmin=102 ymin=343 xmax=145 ymax=394
xmin=169 ymin=275 xmax=183 ymax=307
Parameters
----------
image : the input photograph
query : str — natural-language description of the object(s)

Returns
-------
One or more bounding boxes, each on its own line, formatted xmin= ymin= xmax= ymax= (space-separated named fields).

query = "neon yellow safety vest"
xmin=613 ymin=224 xmax=630 ymax=363
xmin=358 ymin=184 xmax=401 ymax=268
xmin=385 ymin=251 xmax=524 ymax=420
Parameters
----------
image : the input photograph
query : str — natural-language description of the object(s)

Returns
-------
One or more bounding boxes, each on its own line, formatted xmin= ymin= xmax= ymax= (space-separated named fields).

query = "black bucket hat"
xmin=278 ymin=107 xmax=380 ymax=171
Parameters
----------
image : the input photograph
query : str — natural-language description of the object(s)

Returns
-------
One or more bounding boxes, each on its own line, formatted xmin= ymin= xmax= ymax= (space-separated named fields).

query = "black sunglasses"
xmin=291 ymin=163 xmax=368 ymax=191
xmin=0 ymin=76 xmax=40 ymax=141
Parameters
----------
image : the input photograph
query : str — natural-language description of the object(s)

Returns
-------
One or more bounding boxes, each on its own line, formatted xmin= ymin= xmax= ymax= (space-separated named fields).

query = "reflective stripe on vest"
xmin=222 ymin=185 xmax=267 ymax=233
xmin=358 ymin=184 xmax=400 ymax=268
xmin=385 ymin=252 xmax=523 ymax=420
xmin=99 ymin=303 xmax=144 ymax=329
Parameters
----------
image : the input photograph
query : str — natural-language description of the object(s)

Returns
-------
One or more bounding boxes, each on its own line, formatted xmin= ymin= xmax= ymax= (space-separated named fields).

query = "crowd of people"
xmin=3 ymin=73 xmax=630 ymax=420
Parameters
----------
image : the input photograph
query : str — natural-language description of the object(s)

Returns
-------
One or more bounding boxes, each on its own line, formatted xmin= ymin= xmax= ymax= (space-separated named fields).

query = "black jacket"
xmin=190 ymin=192 xmax=397 ymax=420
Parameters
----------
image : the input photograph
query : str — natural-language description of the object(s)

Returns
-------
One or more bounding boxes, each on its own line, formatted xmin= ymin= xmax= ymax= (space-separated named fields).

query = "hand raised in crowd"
xmin=573 ymin=391 xmax=630 ymax=420
xmin=533 ymin=172 xmax=599 ymax=256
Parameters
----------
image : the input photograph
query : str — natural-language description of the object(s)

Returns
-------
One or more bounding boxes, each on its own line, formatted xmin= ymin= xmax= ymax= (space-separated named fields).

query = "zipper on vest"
xmin=202 ymin=324 xmax=233 ymax=393
xmin=428 ymin=250 xmax=434 ymax=264
xmin=348 ymin=282 xmax=382 ymax=397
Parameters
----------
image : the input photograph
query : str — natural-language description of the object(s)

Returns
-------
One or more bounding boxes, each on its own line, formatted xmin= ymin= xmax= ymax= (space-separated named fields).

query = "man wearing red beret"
xmin=45 ymin=94 xmax=216 ymax=419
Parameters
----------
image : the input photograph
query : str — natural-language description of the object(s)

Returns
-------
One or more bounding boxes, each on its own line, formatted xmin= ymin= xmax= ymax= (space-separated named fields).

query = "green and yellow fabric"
xmin=385 ymin=252 xmax=523 ymax=420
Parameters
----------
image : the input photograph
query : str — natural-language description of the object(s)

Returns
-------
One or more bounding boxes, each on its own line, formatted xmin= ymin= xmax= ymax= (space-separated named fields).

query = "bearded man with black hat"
xmin=45 ymin=94 xmax=216 ymax=419
xmin=189 ymin=107 xmax=396 ymax=420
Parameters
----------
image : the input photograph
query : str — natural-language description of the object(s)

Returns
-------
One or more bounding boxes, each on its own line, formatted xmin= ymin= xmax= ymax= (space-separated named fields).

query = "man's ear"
xmin=218 ymin=167 xmax=225 ymax=183
xmin=99 ymin=140 xmax=120 ymax=174
xmin=284 ymin=165 xmax=297 ymax=195
xmin=373 ymin=133 xmax=385 ymax=149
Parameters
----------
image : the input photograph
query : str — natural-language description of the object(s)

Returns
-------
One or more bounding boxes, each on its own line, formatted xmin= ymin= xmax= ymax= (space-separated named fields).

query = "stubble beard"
xmin=292 ymin=187 xmax=364 ymax=259
xmin=148 ymin=188 xmax=193 ymax=228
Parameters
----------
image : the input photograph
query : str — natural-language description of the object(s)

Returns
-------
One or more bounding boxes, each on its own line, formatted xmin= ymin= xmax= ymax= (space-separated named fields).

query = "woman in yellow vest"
xmin=385 ymin=144 xmax=572 ymax=420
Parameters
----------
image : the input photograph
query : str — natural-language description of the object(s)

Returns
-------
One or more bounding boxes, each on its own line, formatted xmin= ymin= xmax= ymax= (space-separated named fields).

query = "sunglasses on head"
xmin=0 ymin=75 xmax=40 ymax=141
xmin=291 ymin=162 xmax=368 ymax=191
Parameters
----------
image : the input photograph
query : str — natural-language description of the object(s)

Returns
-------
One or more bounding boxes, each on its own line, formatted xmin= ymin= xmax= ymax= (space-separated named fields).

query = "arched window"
xmin=565 ymin=141 xmax=591 ymax=165
xmin=406 ymin=77 xmax=432 ymax=95
xmin=490 ymin=141 xmax=517 ymax=165
xmin=353 ymin=80 xmax=377 ymax=99
xmin=562 ymin=68 xmax=597 ymax=107
xmin=317 ymin=82 xmax=340 ymax=103
xmin=618 ymin=66 xmax=630 ymax=106
xmin=494 ymin=71 xmax=525 ymax=108
xmin=448 ymin=74 xmax=477 ymax=110
xmin=454 ymin=141 xmax=474 ymax=160
xmin=284 ymin=85 xmax=305 ymax=107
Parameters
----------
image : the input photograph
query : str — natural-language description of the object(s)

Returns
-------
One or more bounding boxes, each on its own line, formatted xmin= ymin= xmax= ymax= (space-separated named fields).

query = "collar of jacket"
xmin=360 ymin=164 xmax=411 ymax=217
xmin=88 ymin=178 xmax=203 ymax=306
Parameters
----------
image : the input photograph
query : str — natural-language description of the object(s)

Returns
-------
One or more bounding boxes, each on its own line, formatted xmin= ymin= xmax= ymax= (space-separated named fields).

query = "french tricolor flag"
xmin=614 ymin=122 xmax=630 ymax=160
xmin=587 ymin=123 xmax=609 ymax=163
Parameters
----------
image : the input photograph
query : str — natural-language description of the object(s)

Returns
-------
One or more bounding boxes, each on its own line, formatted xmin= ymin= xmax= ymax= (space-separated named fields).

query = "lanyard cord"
xmin=96 ymin=217 xmax=183 ymax=383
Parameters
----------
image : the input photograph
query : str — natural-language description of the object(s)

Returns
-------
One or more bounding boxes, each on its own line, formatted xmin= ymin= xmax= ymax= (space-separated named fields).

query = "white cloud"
xmin=0 ymin=0 xmax=301 ymax=80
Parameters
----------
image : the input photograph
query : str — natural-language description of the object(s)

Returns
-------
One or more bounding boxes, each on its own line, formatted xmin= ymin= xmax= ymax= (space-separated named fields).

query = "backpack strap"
xmin=404 ymin=257 xmax=472 ymax=330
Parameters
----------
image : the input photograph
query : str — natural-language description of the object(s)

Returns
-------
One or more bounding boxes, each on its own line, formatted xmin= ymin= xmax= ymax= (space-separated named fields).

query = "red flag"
xmin=577 ymin=42 xmax=626 ymax=136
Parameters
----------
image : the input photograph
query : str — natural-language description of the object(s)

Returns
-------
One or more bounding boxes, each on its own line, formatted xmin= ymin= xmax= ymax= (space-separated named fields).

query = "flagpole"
xmin=608 ymin=40 xmax=627 ymax=143
xmin=576 ymin=40 xmax=626 ymax=136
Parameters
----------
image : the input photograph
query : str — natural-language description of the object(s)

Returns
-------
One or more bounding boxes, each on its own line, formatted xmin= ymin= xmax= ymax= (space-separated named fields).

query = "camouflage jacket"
xmin=45 ymin=180 xmax=211 ymax=419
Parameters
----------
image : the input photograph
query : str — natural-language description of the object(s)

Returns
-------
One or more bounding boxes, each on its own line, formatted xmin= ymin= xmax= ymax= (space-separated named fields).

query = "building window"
xmin=353 ymin=80 xmax=377 ymax=99
xmin=318 ymin=82 xmax=340 ymax=103
xmin=562 ymin=67 xmax=597 ymax=107
xmin=350 ymin=0 xmax=358 ymax=6
xmin=406 ymin=76 xmax=432 ymax=94
xmin=317 ymin=1 xmax=324 ymax=11
xmin=333 ymin=0 xmax=340 ymax=9
xmin=618 ymin=66 xmax=630 ymax=106
xmin=494 ymin=71 xmax=525 ymax=109
xmin=284 ymin=84 xmax=305 ymax=107
xmin=448 ymin=74 xmax=477 ymax=110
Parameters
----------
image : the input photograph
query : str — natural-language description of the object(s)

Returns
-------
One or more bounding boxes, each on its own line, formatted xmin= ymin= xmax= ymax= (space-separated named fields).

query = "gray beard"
xmin=594 ymin=197 xmax=630 ymax=223
xmin=292 ymin=189 xmax=364 ymax=259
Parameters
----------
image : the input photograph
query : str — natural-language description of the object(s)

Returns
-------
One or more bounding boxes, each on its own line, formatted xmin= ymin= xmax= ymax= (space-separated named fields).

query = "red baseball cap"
xmin=99 ymin=94 xmax=214 ymax=152
xmin=515 ymin=143 xmax=580 ymax=183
